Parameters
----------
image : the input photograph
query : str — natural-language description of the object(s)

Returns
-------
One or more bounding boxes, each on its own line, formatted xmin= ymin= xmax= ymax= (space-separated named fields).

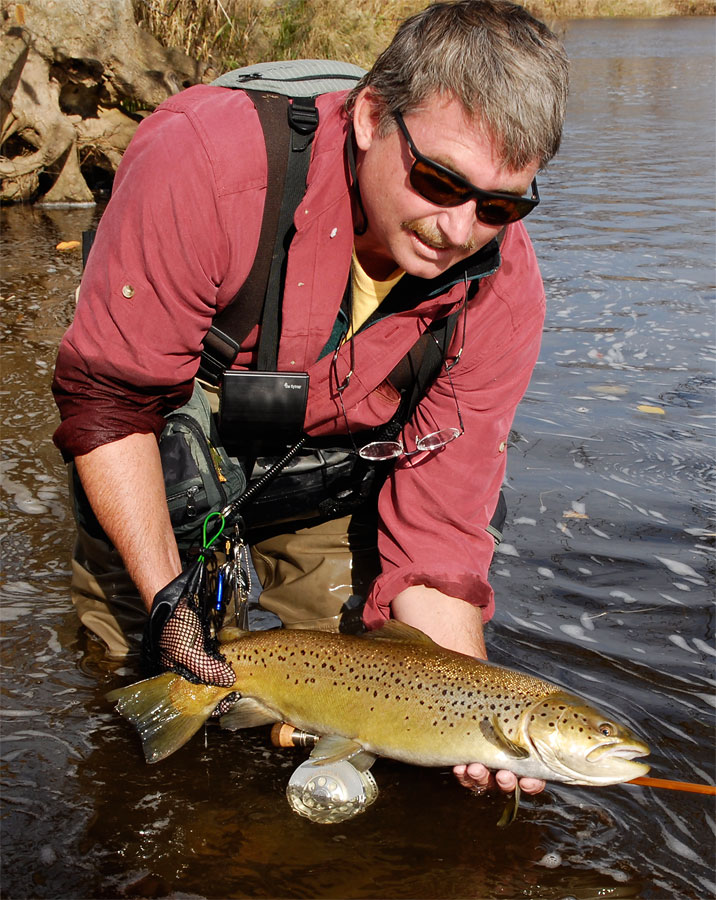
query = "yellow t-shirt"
xmin=346 ymin=248 xmax=404 ymax=339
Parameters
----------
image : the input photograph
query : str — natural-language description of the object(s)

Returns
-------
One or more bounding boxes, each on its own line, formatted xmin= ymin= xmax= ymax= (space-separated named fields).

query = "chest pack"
xmin=162 ymin=60 xmax=474 ymax=543
xmin=151 ymin=60 xmax=507 ymax=549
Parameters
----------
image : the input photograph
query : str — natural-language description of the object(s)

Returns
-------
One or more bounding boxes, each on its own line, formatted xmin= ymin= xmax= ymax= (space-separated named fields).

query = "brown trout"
xmin=107 ymin=622 xmax=650 ymax=786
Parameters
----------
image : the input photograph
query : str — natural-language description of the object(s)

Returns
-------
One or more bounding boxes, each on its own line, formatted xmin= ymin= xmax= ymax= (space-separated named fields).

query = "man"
xmin=52 ymin=0 xmax=569 ymax=797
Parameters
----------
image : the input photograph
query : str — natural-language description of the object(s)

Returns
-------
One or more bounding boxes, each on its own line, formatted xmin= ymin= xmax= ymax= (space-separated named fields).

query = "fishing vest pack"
xmin=170 ymin=59 xmax=480 ymax=539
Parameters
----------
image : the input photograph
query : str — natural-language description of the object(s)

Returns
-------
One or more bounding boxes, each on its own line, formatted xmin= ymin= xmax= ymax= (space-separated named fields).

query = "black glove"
xmin=157 ymin=598 xmax=235 ymax=687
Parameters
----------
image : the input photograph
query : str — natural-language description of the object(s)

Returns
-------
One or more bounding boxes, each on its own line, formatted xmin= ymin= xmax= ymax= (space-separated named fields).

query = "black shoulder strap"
xmin=197 ymin=92 xmax=319 ymax=383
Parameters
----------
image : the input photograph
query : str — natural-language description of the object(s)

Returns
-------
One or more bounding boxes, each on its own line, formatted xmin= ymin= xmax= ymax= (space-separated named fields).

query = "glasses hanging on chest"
xmin=333 ymin=292 xmax=468 ymax=462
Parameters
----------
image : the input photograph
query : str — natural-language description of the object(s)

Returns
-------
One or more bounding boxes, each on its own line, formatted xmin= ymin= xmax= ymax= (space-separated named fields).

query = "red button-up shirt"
xmin=52 ymin=86 xmax=546 ymax=626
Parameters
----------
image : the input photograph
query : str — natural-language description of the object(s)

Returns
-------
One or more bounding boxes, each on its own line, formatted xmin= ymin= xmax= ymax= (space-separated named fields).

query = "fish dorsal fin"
xmin=309 ymin=735 xmax=376 ymax=771
xmin=362 ymin=621 xmax=438 ymax=646
xmin=479 ymin=715 xmax=530 ymax=760
xmin=219 ymin=697 xmax=279 ymax=731
xmin=217 ymin=626 xmax=249 ymax=644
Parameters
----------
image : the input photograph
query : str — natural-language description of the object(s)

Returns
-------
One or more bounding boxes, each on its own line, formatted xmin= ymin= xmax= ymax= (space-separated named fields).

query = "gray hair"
xmin=346 ymin=0 xmax=569 ymax=170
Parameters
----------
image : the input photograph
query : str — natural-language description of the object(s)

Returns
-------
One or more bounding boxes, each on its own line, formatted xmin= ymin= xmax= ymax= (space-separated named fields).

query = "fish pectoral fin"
xmin=362 ymin=621 xmax=437 ymax=646
xmin=309 ymin=735 xmax=375 ymax=770
xmin=479 ymin=716 xmax=530 ymax=760
xmin=219 ymin=697 xmax=280 ymax=731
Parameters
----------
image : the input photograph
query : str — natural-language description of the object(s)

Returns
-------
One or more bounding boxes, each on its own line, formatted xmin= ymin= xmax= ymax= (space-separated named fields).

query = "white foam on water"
xmin=535 ymin=851 xmax=562 ymax=868
xmin=668 ymin=634 xmax=697 ymax=654
xmin=654 ymin=555 xmax=703 ymax=580
xmin=560 ymin=624 xmax=598 ymax=644
xmin=659 ymin=825 xmax=702 ymax=863
xmin=609 ymin=590 xmax=638 ymax=604
xmin=495 ymin=543 xmax=520 ymax=557
xmin=506 ymin=613 xmax=553 ymax=634
xmin=0 ymin=606 xmax=33 ymax=622
xmin=693 ymin=693 xmax=716 ymax=709
xmin=658 ymin=592 xmax=686 ymax=605
xmin=597 ymin=867 xmax=629 ymax=884
xmin=692 ymin=638 xmax=716 ymax=657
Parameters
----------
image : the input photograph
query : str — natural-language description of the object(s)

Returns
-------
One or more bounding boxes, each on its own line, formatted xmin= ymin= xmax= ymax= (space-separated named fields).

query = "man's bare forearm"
xmin=391 ymin=585 xmax=488 ymax=658
xmin=74 ymin=432 xmax=181 ymax=611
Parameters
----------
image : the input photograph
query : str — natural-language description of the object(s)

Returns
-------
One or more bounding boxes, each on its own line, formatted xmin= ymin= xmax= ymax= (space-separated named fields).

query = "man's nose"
xmin=437 ymin=200 xmax=480 ymax=247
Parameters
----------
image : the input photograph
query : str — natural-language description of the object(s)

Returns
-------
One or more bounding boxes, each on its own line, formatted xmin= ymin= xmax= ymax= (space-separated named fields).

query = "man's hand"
xmin=158 ymin=600 xmax=234 ymax=686
xmin=453 ymin=763 xmax=545 ymax=796
xmin=391 ymin=585 xmax=547 ymax=797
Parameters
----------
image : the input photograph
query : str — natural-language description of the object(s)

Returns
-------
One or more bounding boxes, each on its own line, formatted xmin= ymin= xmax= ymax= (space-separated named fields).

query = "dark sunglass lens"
xmin=411 ymin=160 xmax=467 ymax=207
xmin=476 ymin=198 xmax=532 ymax=226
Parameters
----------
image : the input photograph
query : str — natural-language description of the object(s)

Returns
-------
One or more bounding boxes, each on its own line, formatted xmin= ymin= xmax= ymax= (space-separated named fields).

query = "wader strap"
xmin=198 ymin=93 xmax=319 ymax=382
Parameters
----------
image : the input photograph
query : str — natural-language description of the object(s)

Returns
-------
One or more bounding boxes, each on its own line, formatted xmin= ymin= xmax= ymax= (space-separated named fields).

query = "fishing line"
xmin=627 ymin=776 xmax=716 ymax=795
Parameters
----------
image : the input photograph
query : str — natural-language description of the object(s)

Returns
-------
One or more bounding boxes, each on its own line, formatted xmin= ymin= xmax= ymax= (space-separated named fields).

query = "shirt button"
xmin=498 ymin=440 xmax=507 ymax=453
xmin=121 ymin=284 xmax=135 ymax=299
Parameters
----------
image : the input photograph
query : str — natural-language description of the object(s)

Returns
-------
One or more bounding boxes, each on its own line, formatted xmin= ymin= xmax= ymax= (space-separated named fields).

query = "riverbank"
xmin=134 ymin=0 xmax=714 ymax=73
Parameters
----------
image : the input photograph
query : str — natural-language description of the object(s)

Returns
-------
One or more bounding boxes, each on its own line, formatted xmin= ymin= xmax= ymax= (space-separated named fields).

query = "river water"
xmin=1 ymin=17 xmax=714 ymax=900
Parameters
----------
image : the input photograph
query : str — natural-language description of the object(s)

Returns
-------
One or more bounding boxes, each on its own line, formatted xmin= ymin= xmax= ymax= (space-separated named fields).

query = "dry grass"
xmin=132 ymin=0 xmax=715 ymax=73
xmin=132 ymin=0 xmax=424 ymax=72
xmin=526 ymin=0 xmax=714 ymax=15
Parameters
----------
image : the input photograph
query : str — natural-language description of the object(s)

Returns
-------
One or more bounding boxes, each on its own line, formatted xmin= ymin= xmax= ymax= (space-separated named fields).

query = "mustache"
xmin=402 ymin=219 xmax=478 ymax=253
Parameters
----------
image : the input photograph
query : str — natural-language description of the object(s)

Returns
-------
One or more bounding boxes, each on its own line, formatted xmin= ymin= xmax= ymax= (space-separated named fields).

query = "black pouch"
xmin=159 ymin=382 xmax=247 ymax=548
xmin=242 ymin=444 xmax=388 ymax=530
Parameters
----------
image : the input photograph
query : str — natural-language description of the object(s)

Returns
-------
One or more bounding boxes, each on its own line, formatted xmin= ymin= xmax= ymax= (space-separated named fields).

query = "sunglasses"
xmin=393 ymin=110 xmax=540 ymax=227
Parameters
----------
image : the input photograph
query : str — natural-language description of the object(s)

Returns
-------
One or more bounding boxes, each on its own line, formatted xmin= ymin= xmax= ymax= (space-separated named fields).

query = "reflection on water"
xmin=1 ymin=17 xmax=714 ymax=900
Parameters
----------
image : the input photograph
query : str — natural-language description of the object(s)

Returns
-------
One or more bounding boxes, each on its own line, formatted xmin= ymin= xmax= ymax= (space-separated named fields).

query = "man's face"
xmin=352 ymin=89 xmax=540 ymax=281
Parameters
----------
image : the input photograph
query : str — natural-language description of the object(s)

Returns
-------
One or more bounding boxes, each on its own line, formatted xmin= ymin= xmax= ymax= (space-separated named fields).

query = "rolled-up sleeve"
xmin=52 ymin=87 xmax=264 ymax=460
xmin=363 ymin=224 xmax=545 ymax=627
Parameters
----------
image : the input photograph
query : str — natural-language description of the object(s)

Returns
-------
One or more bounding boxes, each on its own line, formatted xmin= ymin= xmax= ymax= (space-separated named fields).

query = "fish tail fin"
xmin=106 ymin=673 xmax=232 ymax=764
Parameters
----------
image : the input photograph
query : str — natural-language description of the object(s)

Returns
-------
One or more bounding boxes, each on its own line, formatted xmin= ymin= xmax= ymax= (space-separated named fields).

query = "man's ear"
xmin=352 ymin=87 xmax=383 ymax=151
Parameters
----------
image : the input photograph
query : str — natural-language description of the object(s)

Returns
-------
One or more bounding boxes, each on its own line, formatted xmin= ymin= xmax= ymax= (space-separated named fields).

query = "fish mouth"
xmin=586 ymin=741 xmax=650 ymax=764
xmin=576 ymin=741 xmax=651 ymax=784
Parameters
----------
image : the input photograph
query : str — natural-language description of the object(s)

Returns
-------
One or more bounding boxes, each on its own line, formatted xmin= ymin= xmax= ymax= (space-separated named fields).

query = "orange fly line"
xmin=628 ymin=776 xmax=716 ymax=795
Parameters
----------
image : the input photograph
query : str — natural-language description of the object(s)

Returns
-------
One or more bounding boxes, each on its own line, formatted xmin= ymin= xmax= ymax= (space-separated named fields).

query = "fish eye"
xmin=598 ymin=722 xmax=615 ymax=737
